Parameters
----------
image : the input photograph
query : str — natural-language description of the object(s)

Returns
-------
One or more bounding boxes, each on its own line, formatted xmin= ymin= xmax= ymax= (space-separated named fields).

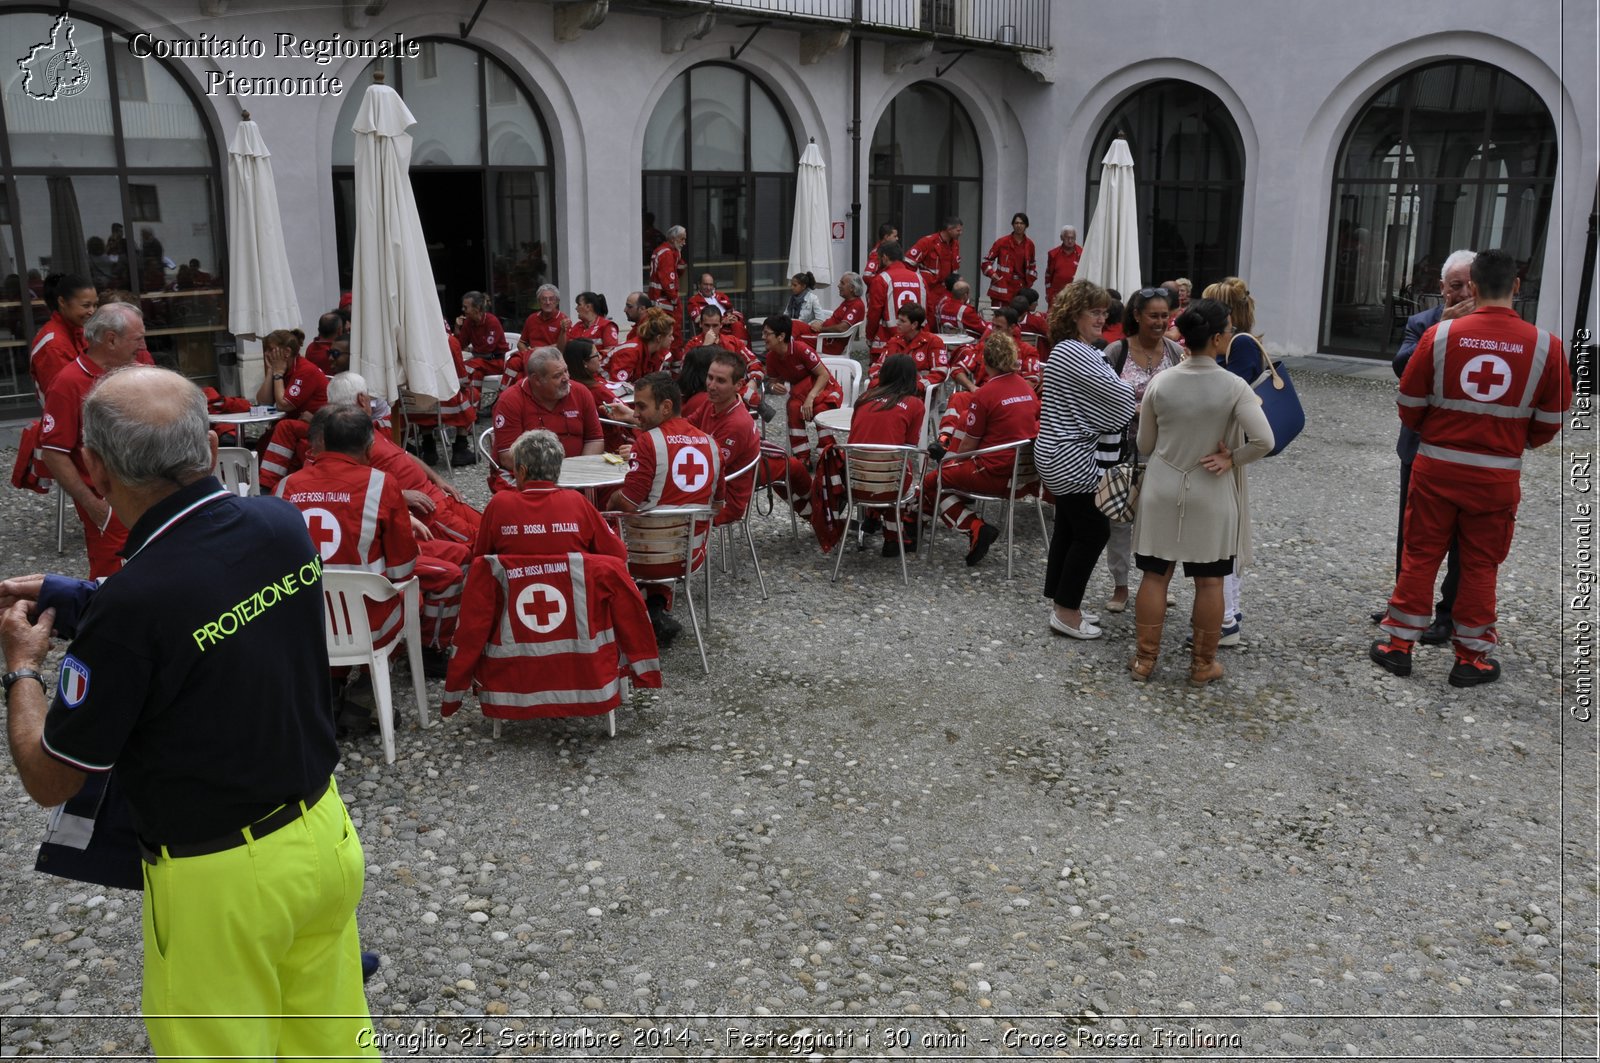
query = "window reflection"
xmin=869 ymin=83 xmax=982 ymax=265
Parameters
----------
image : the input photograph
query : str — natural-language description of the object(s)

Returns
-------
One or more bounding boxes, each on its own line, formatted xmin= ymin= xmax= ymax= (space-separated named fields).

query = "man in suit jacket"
xmin=1373 ymin=248 xmax=1475 ymax=639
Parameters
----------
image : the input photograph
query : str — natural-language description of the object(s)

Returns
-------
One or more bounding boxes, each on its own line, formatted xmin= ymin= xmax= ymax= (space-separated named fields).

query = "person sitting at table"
xmin=934 ymin=277 xmax=987 ymax=337
xmin=805 ymin=273 xmax=867 ymax=356
xmin=677 ymin=346 xmax=717 ymax=421
xmin=490 ymin=346 xmax=605 ymax=493
xmin=692 ymin=350 xmax=767 ymax=527
xmin=686 ymin=273 xmax=747 ymax=340
xmin=848 ymin=353 xmax=926 ymax=555
xmin=870 ymin=303 xmax=949 ymax=388
xmin=1011 ymin=289 xmax=1049 ymax=344
xmin=602 ymin=372 xmax=722 ymax=646
xmin=763 ymin=313 xmax=843 ymax=468
xmin=473 ymin=429 xmax=626 ymax=561
xmin=276 ymin=404 xmax=466 ymax=673
xmin=943 ymin=308 xmax=1041 ymax=440
xmin=505 ymin=284 xmax=571 ymax=385
xmin=569 ymin=291 xmax=621 ymax=354
xmin=688 ymin=303 xmax=764 ymax=409
xmin=253 ymin=328 xmax=327 ymax=422
xmin=401 ymin=319 xmax=480 ymax=467
xmin=303 ymin=313 xmax=343 ymax=374
xmin=605 ymin=307 xmax=675 ymax=385
xmin=454 ymin=290 xmax=509 ymax=389
xmin=565 ymin=338 xmax=634 ymax=452
xmin=922 ymin=331 xmax=1041 ymax=567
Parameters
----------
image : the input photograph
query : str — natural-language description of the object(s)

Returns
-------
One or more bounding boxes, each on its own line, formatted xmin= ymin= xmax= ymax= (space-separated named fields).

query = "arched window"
xmin=334 ymin=42 xmax=556 ymax=327
xmin=0 ymin=9 xmax=226 ymax=413
xmin=1322 ymin=60 xmax=1556 ymax=356
xmin=642 ymin=63 xmax=797 ymax=318
xmin=1086 ymin=81 xmax=1244 ymax=290
xmin=869 ymin=83 xmax=981 ymax=261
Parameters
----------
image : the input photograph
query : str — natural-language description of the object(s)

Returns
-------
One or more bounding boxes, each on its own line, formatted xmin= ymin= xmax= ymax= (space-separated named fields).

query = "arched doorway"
xmin=869 ymin=83 xmax=981 ymax=259
xmin=1321 ymin=60 xmax=1556 ymax=357
xmin=333 ymin=42 xmax=557 ymax=326
xmin=1087 ymin=81 xmax=1244 ymax=291
xmin=641 ymin=62 xmax=798 ymax=318
xmin=0 ymin=8 xmax=228 ymax=412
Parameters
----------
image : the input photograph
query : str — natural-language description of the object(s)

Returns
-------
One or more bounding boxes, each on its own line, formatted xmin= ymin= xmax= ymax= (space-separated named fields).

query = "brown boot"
xmin=1129 ymin=621 xmax=1164 ymax=681
xmin=1188 ymin=628 xmax=1224 ymax=686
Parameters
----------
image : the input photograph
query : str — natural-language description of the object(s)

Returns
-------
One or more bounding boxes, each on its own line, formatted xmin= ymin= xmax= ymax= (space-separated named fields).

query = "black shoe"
xmin=361 ymin=951 xmax=380 ymax=983
xmin=862 ymin=515 xmax=884 ymax=535
xmin=1420 ymin=615 xmax=1452 ymax=645
xmin=966 ymin=522 xmax=1000 ymax=567
xmin=420 ymin=438 xmax=440 ymax=466
xmin=1369 ymin=639 xmax=1413 ymax=677
xmin=1448 ymin=656 xmax=1501 ymax=687
xmin=450 ymin=444 xmax=478 ymax=467
xmin=1369 ymin=609 xmax=1386 ymax=625
xmin=420 ymin=647 xmax=450 ymax=679
xmin=881 ymin=537 xmax=915 ymax=558
xmin=647 ymin=597 xmax=681 ymax=649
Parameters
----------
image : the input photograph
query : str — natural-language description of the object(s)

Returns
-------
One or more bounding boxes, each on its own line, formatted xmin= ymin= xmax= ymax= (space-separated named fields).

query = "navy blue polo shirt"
xmin=42 ymin=477 xmax=338 ymax=845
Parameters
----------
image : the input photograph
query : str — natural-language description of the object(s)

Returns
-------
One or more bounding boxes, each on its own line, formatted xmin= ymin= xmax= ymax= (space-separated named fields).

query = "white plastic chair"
xmin=477 ymin=374 xmax=504 ymax=420
xmin=320 ymin=571 xmax=430 ymax=765
xmin=716 ymin=454 xmax=769 ymax=600
xmin=926 ymin=438 xmax=1044 ymax=580
xmin=815 ymin=318 xmax=865 ymax=358
xmin=821 ymin=355 xmax=864 ymax=405
xmin=615 ymin=505 xmax=714 ymax=674
xmin=833 ymin=444 xmax=923 ymax=585
xmin=214 ymin=447 xmax=260 ymax=497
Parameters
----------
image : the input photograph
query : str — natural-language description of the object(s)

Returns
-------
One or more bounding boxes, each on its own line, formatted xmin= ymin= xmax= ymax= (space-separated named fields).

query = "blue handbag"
xmin=1251 ymin=357 xmax=1303 ymax=456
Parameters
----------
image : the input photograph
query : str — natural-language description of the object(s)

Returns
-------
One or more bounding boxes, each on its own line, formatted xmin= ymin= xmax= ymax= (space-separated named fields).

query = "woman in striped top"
xmin=1036 ymin=280 xmax=1137 ymax=640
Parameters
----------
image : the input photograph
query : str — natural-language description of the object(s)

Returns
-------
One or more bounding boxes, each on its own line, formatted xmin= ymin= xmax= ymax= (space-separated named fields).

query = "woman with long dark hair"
xmin=850 ymin=353 xmax=925 ymax=554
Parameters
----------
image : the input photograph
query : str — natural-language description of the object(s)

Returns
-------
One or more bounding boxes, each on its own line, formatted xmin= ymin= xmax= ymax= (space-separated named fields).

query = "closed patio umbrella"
xmin=227 ymin=110 xmax=301 ymax=389
xmin=1076 ymin=136 xmax=1141 ymax=299
xmin=349 ymin=70 xmax=457 ymax=401
xmin=787 ymin=139 xmax=833 ymax=296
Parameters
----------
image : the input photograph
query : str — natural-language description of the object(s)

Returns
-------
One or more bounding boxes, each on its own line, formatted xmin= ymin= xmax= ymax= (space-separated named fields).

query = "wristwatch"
xmin=272 ymin=374 xmax=286 ymax=380
xmin=2 ymin=668 xmax=46 ymax=700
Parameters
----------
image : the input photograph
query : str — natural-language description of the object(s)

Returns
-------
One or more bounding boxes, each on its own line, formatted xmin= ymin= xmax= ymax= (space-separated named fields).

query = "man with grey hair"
xmin=39 ymin=303 xmax=146 ymax=578
xmin=1370 ymin=248 xmax=1476 ymax=636
xmin=0 ymin=365 xmax=379 ymax=1059
xmin=455 ymin=288 xmax=510 ymax=390
xmin=1045 ymin=224 xmax=1081 ymax=304
xmin=472 ymin=429 xmax=626 ymax=560
xmin=649 ymin=224 xmax=689 ymax=342
xmin=811 ymin=272 xmax=867 ymax=356
xmin=515 ymin=283 xmax=570 ymax=364
xmin=489 ymin=345 xmax=605 ymax=493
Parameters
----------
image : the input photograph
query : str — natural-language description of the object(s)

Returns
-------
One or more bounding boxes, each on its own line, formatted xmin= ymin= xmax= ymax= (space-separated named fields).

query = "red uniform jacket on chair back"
xmin=442 ymin=552 xmax=663 ymax=721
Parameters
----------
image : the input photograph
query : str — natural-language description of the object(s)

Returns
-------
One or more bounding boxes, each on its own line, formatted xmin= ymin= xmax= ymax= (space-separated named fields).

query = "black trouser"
xmin=1044 ymin=491 xmax=1109 ymax=610
xmin=1398 ymin=458 xmax=1460 ymax=617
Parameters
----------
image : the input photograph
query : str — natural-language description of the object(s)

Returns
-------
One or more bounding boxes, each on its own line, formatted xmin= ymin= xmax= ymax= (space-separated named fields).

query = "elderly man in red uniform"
xmin=865 ymin=241 xmax=926 ymax=359
xmin=474 ymin=429 xmax=626 ymax=561
xmin=40 ymin=303 xmax=145 ymax=578
xmin=807 ymin=272 xmax=867 ymax=356
xmin=491 ymin=346 xmax=604 ymax=493
xmin=604 ymin=372 xmax=721 ymax=646
xmin=982 ymin=212 xmax=1038 ymax=309
xmin=872 ymin=303 xmax=950 ymax=389
xmin=1044 ymin=225 xmax=1082 ymax=305
xmin=922 ymin=332 xmax=1041 ymax=567
xmin=934 ymin=278 xmax=988 ymax=338
xmin=649 ymin=225 xmax=688 ymax=340
xmin=455 ymin=290 xmax=510 ymax=388
xmin=504 ymin=283 xmax=571 ymax=385
xmin=1371 ymin=248 xmax=1571 ymax=687
xmin=277 ymin=405 xmax=467 ymax=673
xmin=906 ymin=217 xmax=963 ymax=310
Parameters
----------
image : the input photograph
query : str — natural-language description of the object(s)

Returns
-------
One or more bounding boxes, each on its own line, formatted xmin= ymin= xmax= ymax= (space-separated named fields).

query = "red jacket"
xmin=569 ymin=316 xmax=621 ymax=352
xmin=906 ymin=232 xmax=960 ymax=307
xmin=29 ymin=312 xmax=86 ymax=405
xmin=981 ymin=235 xmax=1037 ymax=305
xmin=649 ymin=243 xmax=683 ymax=308
xmin=813 ymin=297 xmax=866 ymax=355
xmin=875 ymin=328 xmax=950 ymax=387
xmin=1400 ymin=306 xmax=1570 ymax=484
xmin=443 ymin=553 xmax=662 ymax=720
xmin=519 ymin=309 xmax=570 ymax=352
xmin=1045 ymin=244 xmax=1083 ymax=303
xmin=866 ymin=262 xmax=926 ymax=347
xmin=933 ymin=295 xmax=986 ymax=337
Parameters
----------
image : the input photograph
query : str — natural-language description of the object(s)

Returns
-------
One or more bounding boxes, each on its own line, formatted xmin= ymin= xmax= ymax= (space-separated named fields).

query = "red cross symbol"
xmin=1460 ymin=353 xmax=1513 ymax=402
xmin=672 ymin=447 xmax=707 ymax=492
xmin=515 ymin=582 xmax=568 ymax=634
xmin=302 ymin=507 xmax=342 ymax=559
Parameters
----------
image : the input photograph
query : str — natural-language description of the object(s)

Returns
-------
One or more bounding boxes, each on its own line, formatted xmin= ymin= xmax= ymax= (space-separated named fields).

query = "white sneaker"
xmin=1050 ymin=613 xmax=1103 ymax=640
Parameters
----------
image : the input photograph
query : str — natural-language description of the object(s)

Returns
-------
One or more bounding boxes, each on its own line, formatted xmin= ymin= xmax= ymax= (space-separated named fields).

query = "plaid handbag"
xmin=1093 ymin=457 xmax=1142 ymax=522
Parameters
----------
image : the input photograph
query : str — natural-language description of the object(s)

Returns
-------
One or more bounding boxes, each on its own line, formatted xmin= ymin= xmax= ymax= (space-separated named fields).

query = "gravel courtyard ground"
xmin=0 ymin=365 xmax=1594 ymax=1059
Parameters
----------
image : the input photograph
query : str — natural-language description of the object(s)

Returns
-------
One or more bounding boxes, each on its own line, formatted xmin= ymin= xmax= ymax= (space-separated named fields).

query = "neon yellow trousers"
xmin=140 ymin=777 xmax=379 ymax=1061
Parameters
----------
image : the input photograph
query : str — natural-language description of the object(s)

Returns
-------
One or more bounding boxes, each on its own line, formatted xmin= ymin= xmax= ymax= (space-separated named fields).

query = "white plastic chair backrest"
xmin=1020 ymin=331 xmax=1044 ymax=351
xmin=480 ymin=373 xmax=504 ymax=405
xmin=502 ymin=332 xmax=520 ymax=350
xmin=917 ymin=380 xmax=942 ymax=449
xmin=214 ymin=447 xmax=259 ymax=497
xmin=821 ymin=356 xmax=862 ymax=404
xmin=321 ymin=569 xmax=404 ymax=663
xmin=478 ymin=427 xmax=500 ymax=467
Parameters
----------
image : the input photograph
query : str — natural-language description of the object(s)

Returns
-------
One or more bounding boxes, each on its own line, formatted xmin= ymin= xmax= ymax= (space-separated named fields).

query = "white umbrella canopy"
xmin=350 ymin=72 xmax=457 ymax=402
xmin=787 ymin=139 xmax=833 ymax=293
xmin=1076 ymin=137 xmax=1142 ymax=299
xmin=227 ymin=111 xmax=301 ymax=343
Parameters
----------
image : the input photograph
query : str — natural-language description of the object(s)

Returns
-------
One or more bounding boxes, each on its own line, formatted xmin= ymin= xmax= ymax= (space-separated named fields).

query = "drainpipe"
xmin=849 ymin=4 xmax=863 ymax=271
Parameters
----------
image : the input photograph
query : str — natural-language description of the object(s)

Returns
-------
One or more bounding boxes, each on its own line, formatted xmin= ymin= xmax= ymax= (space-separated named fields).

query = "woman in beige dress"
xmin=1128 ymin=299 xmax=1274 ymax=686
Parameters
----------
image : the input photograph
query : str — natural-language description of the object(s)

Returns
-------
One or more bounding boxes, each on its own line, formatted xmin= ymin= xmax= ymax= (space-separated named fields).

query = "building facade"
xmin=1 ymin=0 xmax=1593 ymax=411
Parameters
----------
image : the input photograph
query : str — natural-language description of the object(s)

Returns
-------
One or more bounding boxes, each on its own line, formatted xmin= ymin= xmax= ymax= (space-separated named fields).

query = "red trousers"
xmin=417 ymin=540 xmax=469 ymax=649
xmin=922 ymin=464 xmax=1012 ymax=531
xmin=1383 ymin=463 xmax=1519 ymax=659
xmin=75 ymin=500 xmax=128 ymax=580
xmin=761 ymin=453 xmax=814 ymax=520
xmin=785 ymin=385 xmax=843 ymax=460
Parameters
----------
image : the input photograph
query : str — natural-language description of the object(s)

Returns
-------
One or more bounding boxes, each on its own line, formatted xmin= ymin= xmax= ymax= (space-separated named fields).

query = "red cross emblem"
xmin=302 ymin=507 xmax=343 ymax=559
xmin=1460 ymin=354 xmax=1512 ymax=402
xmin=671 ymin=446 xmax=708 ymax=493
xmin=514 ymin=582 xmax=568 ymax=634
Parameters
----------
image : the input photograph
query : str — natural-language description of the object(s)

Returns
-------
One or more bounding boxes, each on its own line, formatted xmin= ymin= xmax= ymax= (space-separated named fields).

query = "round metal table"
xmin=558 ymin=454 xmax=628 ymax=491
xmin=813 ymin=407 xmax=853 ymax=441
